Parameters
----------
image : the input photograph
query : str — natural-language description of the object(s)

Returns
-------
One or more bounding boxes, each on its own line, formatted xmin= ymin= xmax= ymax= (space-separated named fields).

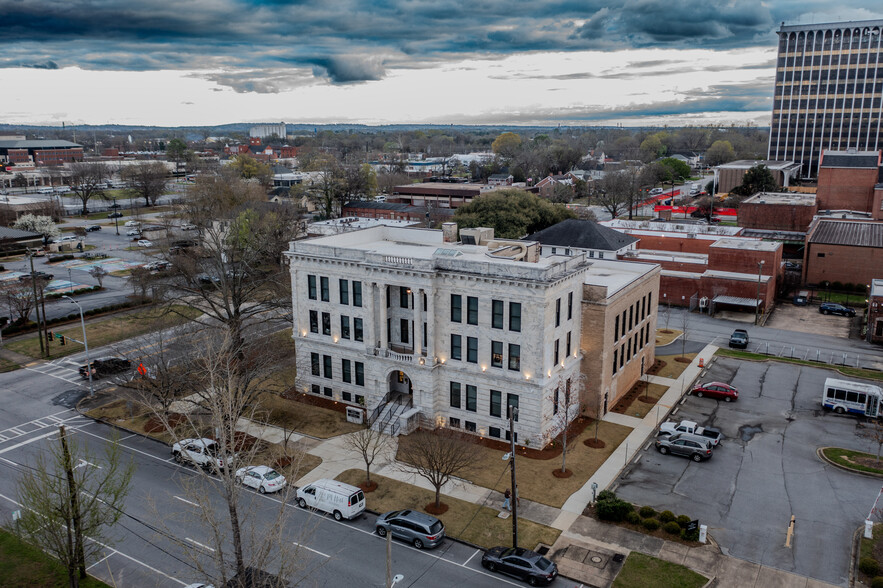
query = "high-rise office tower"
xmin=768 ymin=20 xmax=883 ymax=178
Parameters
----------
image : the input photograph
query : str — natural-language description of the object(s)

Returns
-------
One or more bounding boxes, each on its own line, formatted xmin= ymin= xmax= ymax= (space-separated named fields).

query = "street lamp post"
xmin=504 ymin=406 xmax=519 ymax=548
xmin=112 ymin=197 xmax=120 ymax=235
xmin=68 ymin=267 xmax=73 ymax=294
xmin=62 ymin=295 xmax=93 ymax=397
xmin=755 ymin=260 xmax=765 ymax=325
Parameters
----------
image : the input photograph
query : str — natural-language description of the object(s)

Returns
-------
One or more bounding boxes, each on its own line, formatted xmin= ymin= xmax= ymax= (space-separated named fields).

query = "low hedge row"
xmin=595 ymin=490 xmax=700 ymax=541
xmin=2 ymin=297 xmax=150 ymax=336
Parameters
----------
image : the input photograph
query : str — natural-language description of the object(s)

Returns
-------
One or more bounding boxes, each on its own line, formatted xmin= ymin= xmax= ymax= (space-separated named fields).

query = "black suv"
xmin=482 ymin=547 xmax=558 ymax=585
xmin=375 ymin=510 xmax=445 ymax=549
xmin=18 ymin=271 xmax=53 ymax=282
xmin=728 ymin=329 xmax=749 ymax=349
xmin=79 ymin=357 xmax=132 ymax=379
xmin=819 ymin=302 xmax=856 ymax=317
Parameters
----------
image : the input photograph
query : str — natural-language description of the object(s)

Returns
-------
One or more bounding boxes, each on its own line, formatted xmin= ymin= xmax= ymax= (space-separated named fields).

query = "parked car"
xmin=181 ymin=223 xmax=198 ymax=231
xmin=171 ymin=438 xmax=233 ymax=470
xmin=145 ymin=260 xmax=171 ymax=272
xmin=78 ymin=357 xmax=132 ymax=379
xmin=691 ymin=381 xmax=739 ymax=402
xmin=375 ymin=509 xmax=445 ymax=549
xmin=108 ymin=211 xmax=124 ymax=218
xmin=235 ymin=465 xmax=287 ymax=494
xmin=481 ymin=546 xmax=558 ymax=585
xmin=197 ymin=274 xmax=221 ymax=285
xmin=658 ymin=420 xmax=723 ymax=446
xmin=649 ymin=187 xmax=664 ymax=195
xmin=728 ymin=329 xmax=749 ymax=349
xmin=84 ymin=225 xmax=101 ymax=232
xmin=18 ymin=271 xmax=53 ymax=282
xmin=784 ymin=261 xmax=801 ymax=271
xmin=819 ymin=302 xmax=856 ymax=317
xmin=124 ymin=220 xmax=141 ymax=227
xmin=137 ymin=239 xmax=153 ymax=247
xmin=655 ymin=433 xmax=714 ymax=462
xmin=126 ymin=229 xmax=141 ymax=236
xmin=296 ymin=479 xmax=365 ymax=521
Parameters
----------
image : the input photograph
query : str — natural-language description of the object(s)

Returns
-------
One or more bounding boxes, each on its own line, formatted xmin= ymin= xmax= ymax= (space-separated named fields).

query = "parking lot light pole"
xmin=112 ymin=197 xmax=119 ymax=235
xmin=755 ymin=260 xmax=765 ymax=326
xmin=63 ymin=295 xmax=93 ymax=398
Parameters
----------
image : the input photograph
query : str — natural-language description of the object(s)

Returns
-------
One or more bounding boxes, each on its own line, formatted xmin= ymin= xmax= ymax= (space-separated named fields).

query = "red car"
xmin=691 ymin=382 xmax=739 ymax=402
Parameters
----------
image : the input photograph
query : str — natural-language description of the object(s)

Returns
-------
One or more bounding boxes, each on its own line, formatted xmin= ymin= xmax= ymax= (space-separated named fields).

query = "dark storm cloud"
xmin=0 ymin=0 xmax=879 ymax=91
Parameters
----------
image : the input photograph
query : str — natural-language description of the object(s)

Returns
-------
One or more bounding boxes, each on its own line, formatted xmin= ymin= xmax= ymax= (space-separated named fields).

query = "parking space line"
xmin=462 ymin=549 xmax=480 ymax=566
xmin=293 ymin=541 xmax=330 ymax=558
xmin=175 ymin=496 xmax=198 ymax=507
xmin=186 ymin=537 xmax=215 ymax=552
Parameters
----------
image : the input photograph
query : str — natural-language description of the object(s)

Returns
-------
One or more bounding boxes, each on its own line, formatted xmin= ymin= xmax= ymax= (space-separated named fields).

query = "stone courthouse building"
xmin=286 ymin=223 xmax=659 ymax=448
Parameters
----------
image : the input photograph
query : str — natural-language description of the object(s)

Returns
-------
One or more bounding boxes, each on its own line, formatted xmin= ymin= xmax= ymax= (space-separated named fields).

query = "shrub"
xmin=664 ymin=521 xmax=682 ymax=535
xmin=597 ymin=489 xmax=617 ymax=503
xmin=639 ymin=506 xmax=656 ymax=519
xmin=676 ymin=515 xmax=691 ymax=528
xmin=642 ymin=518 xmax=660 ymax=531
xmin=860 ymin=557 xmax=881 ymax=577
xmin=871 ymin=576 xmax=883 ymax=588
xmin=625 ymin=511 xmax=640 ymax=525
xmin=682 ymin=528 xmax=700 ymax=542
xmin=658 ymin=510 xmax=676 ymax=523
xmin=596 ymin=498 xmax=634 ymax=522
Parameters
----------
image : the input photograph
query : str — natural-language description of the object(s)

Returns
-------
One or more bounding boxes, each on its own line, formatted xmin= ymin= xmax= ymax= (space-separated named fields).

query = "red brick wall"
xmin=805 ymin=242 xmax=883 ymax=287
xmin=817 ymin=166 xmax=877 ymax=212
xmin=738 ymin=202 xmax=817 ymax=232
xmin=660 ymin=273 xmax=776 ymax=311
xmin=632 ymin=234 xmax=715 ymax=254
xmin=708 ymin=245 xmax=782 ymax=276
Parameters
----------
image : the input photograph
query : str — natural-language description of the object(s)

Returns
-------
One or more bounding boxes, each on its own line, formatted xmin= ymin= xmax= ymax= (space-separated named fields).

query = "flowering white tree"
xmin=13 ymin=214 xmax=61 ymax=239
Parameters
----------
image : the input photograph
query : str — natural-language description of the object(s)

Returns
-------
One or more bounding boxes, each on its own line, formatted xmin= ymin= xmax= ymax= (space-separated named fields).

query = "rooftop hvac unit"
xmin=699 ymin=297 xmax=709 ymax=309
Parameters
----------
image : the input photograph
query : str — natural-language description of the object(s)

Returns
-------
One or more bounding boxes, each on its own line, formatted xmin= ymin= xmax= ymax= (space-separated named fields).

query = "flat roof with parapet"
xmin=308 ymin=217 xmax=420 ymax=235
xmin=582 ymin=259 xmax=658 ymax=298
xmin=287 ymin=225 xmax=586 ymax=283
xmin=716 ymin=160 xmax=799 ymax=171
xmin=622 ymin=249 xmax=708 ymax=265
xmin=871 ymin=279 xmax=883 ymax=298
xmin=821 ymin=150 xmax=881 ymax=169
xmin=710 ymin=238 xmax=781 ymax=252
xmin=602 ymin=219 xmax=743 ymax=237
xmin=743 ymin=192 xmax=816 ymax=206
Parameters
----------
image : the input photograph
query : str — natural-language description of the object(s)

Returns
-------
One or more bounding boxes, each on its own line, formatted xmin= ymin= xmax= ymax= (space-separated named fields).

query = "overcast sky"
xmin=1 ymin=1 xmax=881 ymax=128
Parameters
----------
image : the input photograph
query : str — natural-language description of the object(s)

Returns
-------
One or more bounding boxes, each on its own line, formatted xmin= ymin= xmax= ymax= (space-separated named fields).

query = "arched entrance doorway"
xmin=387 ymin=370 xmax=413 ymax=404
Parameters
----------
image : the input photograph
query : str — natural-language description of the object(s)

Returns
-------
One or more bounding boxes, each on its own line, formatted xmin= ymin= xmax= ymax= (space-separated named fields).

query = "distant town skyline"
xmin=1 ymin=1 xmax=881 ymax=128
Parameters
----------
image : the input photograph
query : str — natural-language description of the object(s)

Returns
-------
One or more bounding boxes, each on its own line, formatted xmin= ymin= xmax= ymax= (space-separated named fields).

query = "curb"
xmin=816 ymin=447 xmax=883 ymax=479
xmin=849 ymin=523 xmax=864 ymax=588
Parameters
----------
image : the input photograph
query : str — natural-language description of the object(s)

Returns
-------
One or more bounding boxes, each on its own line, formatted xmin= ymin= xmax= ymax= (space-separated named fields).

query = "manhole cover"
xmin=591 ymin=556 xmax=602 ymax=563
xmin=536 ymin=545 xmax=549 ymax=555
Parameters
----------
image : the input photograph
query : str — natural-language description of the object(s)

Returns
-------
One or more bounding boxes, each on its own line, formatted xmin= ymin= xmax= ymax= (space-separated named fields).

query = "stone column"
xmin=414 ymin=288 xmax=423 ymax=357
xmin=379 ymin=283 xmax=388 ymax=350
xmin=365 ymin=281 xmax=376 ymax=351
xmin=426 ymin=287 xmax=435 ymax=360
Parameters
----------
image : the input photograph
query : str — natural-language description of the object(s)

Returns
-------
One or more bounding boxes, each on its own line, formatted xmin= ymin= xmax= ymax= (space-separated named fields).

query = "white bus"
xmin=822 ymin=377 xmax=883 ymax=417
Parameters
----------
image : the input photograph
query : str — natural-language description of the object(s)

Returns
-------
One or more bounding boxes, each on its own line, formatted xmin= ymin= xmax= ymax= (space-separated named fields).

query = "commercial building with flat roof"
xmin=768 ymin=20 xmax=883 ymax=177
xmin=0 ymin=139 xmax=83 ymax=166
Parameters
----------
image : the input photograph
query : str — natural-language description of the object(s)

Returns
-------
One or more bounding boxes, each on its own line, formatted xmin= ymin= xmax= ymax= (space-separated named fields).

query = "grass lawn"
xmin=822 ymin=447 xmax=883 ymax=475
xmin=653 ymin=354 xmax=696 ymax=380
xmin=253 ymin=392 xmax=363 ymax=439
xmin=655 ymin=329 xmax=682 ymax=346
xmin=0 ymin=528 xmax=112 ymax=588
xmin=6 ymin=305 xmax=202 ymax=360
xmin=335 ymin=469 xmax=560 ymax=550
xmin=626 ymin=383 xmax=671 ymax=418
xmin=716 ymin=349 xmax=883 ymax=382
xmin=612 ymin=552 xmax=707 ymax=588
xmin=399 ymin=420 xmax=631 ymax=508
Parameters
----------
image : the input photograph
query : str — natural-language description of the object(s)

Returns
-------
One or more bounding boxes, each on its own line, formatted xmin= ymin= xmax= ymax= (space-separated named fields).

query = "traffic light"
xmin=59 ymin=335 xmax=66 ymax=346
xmin=47 ymin=330 xmax=54 ymax=340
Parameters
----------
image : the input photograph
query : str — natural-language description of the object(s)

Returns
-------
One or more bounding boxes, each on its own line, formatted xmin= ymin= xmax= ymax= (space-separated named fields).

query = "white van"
xmin=37 ymin=187 xmax=54 ymax=194
xmin=296 ymin=479 xmax=365 ymax=521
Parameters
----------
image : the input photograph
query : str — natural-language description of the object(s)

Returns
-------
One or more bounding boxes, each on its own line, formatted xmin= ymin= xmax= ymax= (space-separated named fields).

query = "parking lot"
xmin=614 ymin=356 xmax=883 ymax=586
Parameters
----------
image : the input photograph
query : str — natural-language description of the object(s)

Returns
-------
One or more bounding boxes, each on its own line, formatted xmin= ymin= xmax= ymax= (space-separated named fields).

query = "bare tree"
xmin=88 ymin=266 xmax=108 ymax=288
xmin=122 ymin=161 xmax=168 ymax=207
xmin=69 ymin=163 xmax=108 ymax=215
xmin=344 ymin=427 xmax=392 ymax=488
xmin=1 ymin=279 xmax=37 ymax=323
xmin=15 ymin=426 xmax=134 ymax=588
xmin=396 ymin=429 xmax=475 ymax=509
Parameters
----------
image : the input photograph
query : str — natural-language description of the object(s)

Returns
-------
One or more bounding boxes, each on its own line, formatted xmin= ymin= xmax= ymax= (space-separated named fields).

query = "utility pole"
xmin=561 ymin=381 xmax=570 ymax=474
xmin=28 ymin=251 xmax=45 ymax=357
xmin=386 ymin=526 xmax=392 ymax=588
xmin=508 ymin=406 xmax=519 ymax=548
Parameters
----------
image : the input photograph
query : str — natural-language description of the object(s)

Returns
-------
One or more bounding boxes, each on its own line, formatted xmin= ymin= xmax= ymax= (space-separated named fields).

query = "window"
xmin=629 ymin=306 xmax=633 ymax=330
xmin=505 ymin=430 xmax=518 ymax=443
xmin=339 ymin=279 xmax=349 ymax=305
xmin=400 ymin=318 xmax=409 ymax=344
xmin=308 ymin=275 xmax=317 ymax=300
xmin=467 ymin=297 xmax=478 ymax=325
xmin=449 ymin=417 xmax=461 ymax=428
xmin=491 ymin=341 xmax=503 ymax=368
xmin=648 ymin=292 xmax=652 ymax=312
xmin=352 ymin=281 xmax=362 ymax=307
xmin=508 ymin=344 xmax=521 ymax=370
xmin=492 ymin=300 xmax=504 ymax=329
xmin=489 ymin=427 xmax=501 ymax=438
xmin=490 ymin=390 xmax=502 ymax=417
xmin=400 ymin=286 xmax=410 ymax=308
xmin=386 ymin=286 xmax=391 ymax=307
xmin=566 ymin=332 xmax=572 ymax=357
xmin=613 ymin=349 xmax=618 ymax=374
xmin=641 ymin=295 xmax=645 ymax=320
xmin=322 ymin=312 xmax=331 ymax=336
xmin=620 ymin=347 xmax=624 ymax=368
xmin=817 ymin=252 xmax=825 ymax=257
xmin=451 ymin=295 xmax=462 ymax=322
xmin=507 ymin=394 xmax=519 ymax=422
xmin=354 ymin=318 xmax=363 ymax=342
xmin=342 ymin=391 xmax=352 ymax=402
xmin=311 ymin=384 xmax=320 ymax=395
xmin=355 ymin=362 xmax=364 ymax=386
xmin=614 ymin=315 xmax=619 ymax=340
xmin=568 ymin=292 xmax=573 ymax=320
xmin=342 ymin=359 xmax=352 ymax=383
xmin=450 ymin=382 xmax=461 ymax=408
xmin=341 ymin=316 xmax=350 ymax=339
xmin=466 ymin=385 xmax=477 ymax=412
xmin=509 ymin=302 xmax=521 ymax=332
xmin=323 ymin=387 xmax=333 ymax=397
xmin=466 ymin=337 xmax=478 ymax=363
xmin=554 ymin=387 xmax=559 ymax=414
xmin=451 ymin=334 xmax=462 ymax=360
xmin=465 ymin=421 xmax=476 ymax=432
xmin=554 ymin=339 xmax=560 ymax=365
xmin=422 ymin=291 xmax=427 ymax=311
xmin=309 ymin=310 xmax=319 ymax=333
xmin=320 ymin=277 xmax=329 ymax=302
xmin=323 ymin=355 xmax=332 ymax=379
xmin=311 ymin=353 xmax=320 ymax=376
xmin=555 ymin=298 xmax=561 ymax=327
xmin=627 ymin=339 xmax=631 ymax=359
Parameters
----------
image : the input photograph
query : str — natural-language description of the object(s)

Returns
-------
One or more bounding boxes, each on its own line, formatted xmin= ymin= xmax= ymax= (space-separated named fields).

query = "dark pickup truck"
xmin=79 ymin=357 xmax=132 ymax=379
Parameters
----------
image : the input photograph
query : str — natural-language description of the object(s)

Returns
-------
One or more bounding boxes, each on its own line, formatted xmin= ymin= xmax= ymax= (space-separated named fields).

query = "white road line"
xmin=174 ymin=496 xmax=198 ymax=507
xmin=292 ymin=541 xmax=330 ymax=558
xmin=9 ymin=428 xmax=24 ymax=435
xmin=0 ymin=430 xmax=58 ymax=455
xmin=119 ymin=433 xmax=137 ymax=441
xmin=462 ymin=549 xmax=480 ymax=566
xmin=186 ymin=537 xmax=215 ymax=552
xmin=86 ymin=550 xmax=117 ymax=571
xmin=24 ymin=366 xmax=85 ymax=385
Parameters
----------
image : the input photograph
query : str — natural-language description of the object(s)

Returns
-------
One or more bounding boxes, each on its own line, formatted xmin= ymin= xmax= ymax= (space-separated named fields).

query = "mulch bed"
xmin=644 ymin=359 xmax=666 ymax=376
xmin=611 ymin=381 xmax=651 ymax=415
xmin=584 ymin=437 xmax=607 ymax=449
xmin=144 ymin=412 xmax=186 ymax=433
xmin=358 ymin=480 xmax=378 ymax=493
xmin=674 ymin=357 xmax=692 ymax=364
xmin=425 ymin=502 xmax=449 ymax=515
xmin=552 ymin=468 xmax=573 ymax=478
xmin=282 ymin=389 xmax=364 ymax=417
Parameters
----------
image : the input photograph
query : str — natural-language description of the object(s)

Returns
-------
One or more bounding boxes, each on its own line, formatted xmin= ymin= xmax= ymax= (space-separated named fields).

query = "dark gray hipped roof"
xmin=820 ymin=152 xmax=880 ymax=169
xmin=524 ymin=218 xmax=638 ymax=251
